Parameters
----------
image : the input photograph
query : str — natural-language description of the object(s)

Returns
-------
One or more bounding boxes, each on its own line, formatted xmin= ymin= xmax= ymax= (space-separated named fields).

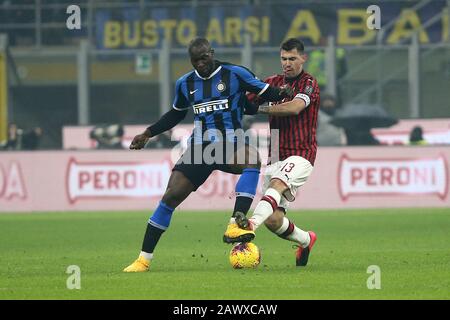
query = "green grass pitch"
xmin=0 ymin=208 xmax=449 ymax=299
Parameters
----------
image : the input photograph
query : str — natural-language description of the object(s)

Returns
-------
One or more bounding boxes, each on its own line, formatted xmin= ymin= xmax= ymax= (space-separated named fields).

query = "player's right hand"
xmin=130 ymin=131 xmax=151 ymax=150
xmin=279 ymin=85 xmax=294 ymax=98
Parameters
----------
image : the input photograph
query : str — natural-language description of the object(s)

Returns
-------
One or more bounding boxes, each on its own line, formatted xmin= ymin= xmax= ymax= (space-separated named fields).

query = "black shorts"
xmin=172 ymin=141 xmax=249 ymax=191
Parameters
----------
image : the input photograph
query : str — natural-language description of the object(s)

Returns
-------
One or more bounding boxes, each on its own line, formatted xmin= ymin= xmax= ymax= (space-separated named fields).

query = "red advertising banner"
xmin=0 ymin=147 xmax=449 ymax=213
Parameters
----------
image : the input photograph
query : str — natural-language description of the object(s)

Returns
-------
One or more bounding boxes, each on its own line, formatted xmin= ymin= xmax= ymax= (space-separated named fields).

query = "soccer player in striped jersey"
xmin=123 ymin=38 xmax=293 ymax=272
xmin=227 ymin=38 xmax=320 ymax=267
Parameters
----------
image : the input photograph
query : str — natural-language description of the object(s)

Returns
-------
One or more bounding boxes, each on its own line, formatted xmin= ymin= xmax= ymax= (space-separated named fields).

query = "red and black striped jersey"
xmin=257 ymin=70 xmax=320 ymax=165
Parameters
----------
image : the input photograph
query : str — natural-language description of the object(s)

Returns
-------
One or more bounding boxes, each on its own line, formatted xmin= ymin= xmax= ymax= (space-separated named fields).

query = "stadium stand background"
xmin=0 ymin=0 xmax=449 ymax=149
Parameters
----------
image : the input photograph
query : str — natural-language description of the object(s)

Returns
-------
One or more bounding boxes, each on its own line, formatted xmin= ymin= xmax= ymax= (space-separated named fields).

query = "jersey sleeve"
xmin=172 ymin=78 xmax=190 ymax=111
xmin=294 ymin=78 xmax=320 ymax=108
xmin=233 ymin=66 xmax=270 ymax=96
xmin=246 ymin=76 xmax=277 ymax=105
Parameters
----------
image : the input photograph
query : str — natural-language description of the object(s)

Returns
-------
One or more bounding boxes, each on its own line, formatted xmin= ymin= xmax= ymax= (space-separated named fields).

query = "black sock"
xmin=141 ymin=223 xmax=165 ymax=253
xmin=233 ymin=196 xmax=254 ymax=217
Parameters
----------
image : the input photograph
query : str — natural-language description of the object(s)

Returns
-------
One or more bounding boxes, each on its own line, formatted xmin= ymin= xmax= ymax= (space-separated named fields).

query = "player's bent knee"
xmin=269 ymin=178 xmax=289 ymax=194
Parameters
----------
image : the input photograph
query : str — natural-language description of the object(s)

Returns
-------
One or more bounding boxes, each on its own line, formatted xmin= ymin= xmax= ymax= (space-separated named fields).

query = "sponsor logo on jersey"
xmin=304 ymin=85 xmax=313 ymax=95
xmin=217 ymin=81 xmax=226 ymax=92
xmin=193 ymin=99 xmax=229 ymax=115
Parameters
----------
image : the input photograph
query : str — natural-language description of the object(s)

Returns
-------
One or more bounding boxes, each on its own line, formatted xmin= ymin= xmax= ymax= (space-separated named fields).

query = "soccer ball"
xmin=229 ymin=242 xmax=261 ymax=269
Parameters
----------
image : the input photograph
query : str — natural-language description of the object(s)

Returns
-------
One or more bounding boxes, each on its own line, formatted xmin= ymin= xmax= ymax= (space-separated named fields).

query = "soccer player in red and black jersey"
xmin=226 ymin=38 xmax=319 ymax=267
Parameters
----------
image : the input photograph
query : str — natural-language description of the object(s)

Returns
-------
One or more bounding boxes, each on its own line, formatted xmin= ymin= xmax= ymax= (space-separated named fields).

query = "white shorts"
xmin=262 ymin=156 xmax=313 ymax=210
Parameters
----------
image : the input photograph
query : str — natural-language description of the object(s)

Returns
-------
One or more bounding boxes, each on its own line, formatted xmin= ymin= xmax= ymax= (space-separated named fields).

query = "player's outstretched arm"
xmin=244 ymin=85 xmax=295 ymax=115
xmin=233 ymin=65 xmax=294 ymax=102
xmin=130 ymin=108 xmax=188 ymax=150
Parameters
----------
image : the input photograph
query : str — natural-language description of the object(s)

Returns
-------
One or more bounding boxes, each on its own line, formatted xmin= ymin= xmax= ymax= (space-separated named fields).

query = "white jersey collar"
xmin=194 ymin=65 xmax=222 ymax=80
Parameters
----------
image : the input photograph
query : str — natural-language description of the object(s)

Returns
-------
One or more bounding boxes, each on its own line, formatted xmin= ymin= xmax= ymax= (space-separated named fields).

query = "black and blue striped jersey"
xmin=172 ymin=61 xmax=269 ymax=143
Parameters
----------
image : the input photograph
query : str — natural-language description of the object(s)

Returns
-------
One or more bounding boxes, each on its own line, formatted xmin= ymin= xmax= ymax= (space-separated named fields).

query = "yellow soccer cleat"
xmin=123 ymin=256 xmax=150 ymax=272
xmin=223 ymin=212 xmax=255 ymax=244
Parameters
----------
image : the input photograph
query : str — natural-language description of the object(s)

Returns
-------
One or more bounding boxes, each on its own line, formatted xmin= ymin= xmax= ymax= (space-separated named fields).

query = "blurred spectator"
xmin=145 ymin=130 xmax=177 ymax=149
xmin=307 ymin=37 xmax=347 ymax=96
xmin=22 ymin=127 xmax=43 ymax=150
xmin=409 ymin=126 xmax=427 ymax=145
xmin=320 ymin=93 xmax=339 ymax=116
xmin=317 ymin=94 xmax=346 ymax=146
xmin=90 ymin=124 xmax=124 ymax=149
xmin=1 ymin=123 xmax=22 ymax=150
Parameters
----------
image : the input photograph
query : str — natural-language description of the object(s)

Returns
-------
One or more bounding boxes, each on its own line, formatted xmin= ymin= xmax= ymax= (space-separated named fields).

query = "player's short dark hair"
xmin=280 ymin=38 xmax=305 ymax=54
xmin=188 ymin=37 xmax=211 ymax=54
